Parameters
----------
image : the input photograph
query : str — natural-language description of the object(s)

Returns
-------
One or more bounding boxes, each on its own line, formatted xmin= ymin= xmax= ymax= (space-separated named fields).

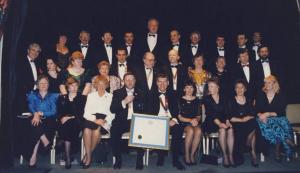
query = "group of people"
xmin=15 ymin=18 xmax=297 ymax=171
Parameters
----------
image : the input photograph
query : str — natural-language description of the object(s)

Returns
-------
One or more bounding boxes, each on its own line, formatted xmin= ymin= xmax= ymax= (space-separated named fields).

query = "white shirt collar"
xmin=118 ymin=61 xmax=127 ymax=65
xmin=27 ymin=56 xmax=34 ymax=63
xmin=239 ymin=45 xmax=246 ymax=49
xmin=126 ymin=88 xmax=134 ymax=93
xmin=80 ymin=43 xmax=89 ymax=46
xmin=191 ymin=44 xmax=198 ymax=47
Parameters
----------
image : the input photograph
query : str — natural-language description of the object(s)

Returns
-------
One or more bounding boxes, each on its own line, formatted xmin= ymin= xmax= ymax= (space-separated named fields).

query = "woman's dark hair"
xmin=183 ymin=80 xmax=197 ymax=96
xmin=234 ymin=79 xmax=248 ymax=90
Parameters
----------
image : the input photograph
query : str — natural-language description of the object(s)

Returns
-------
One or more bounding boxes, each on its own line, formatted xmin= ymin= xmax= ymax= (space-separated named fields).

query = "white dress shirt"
xmin=121 ymin=88 xmax=135 ymax=120
xmin=27 ymin=56 xmax=38 ymax=89
xmin=126 ymin=43 xmax=132 ymax=56
xmin=80 ymin=43 xmax=88 ymax=58
xmin=83 ymin=92 xmax=115 ymax=131
xmin=105 ymin=43 xmax=113 ymax=64
xmin=158 ymin=92 xmax=179 ymax=124
xmin=262 ymin=59 xmax=271 ymax=77
xmin=252 ymin=43 xmax=261 ymax=60
xmin=217 ymin=47 xmax=225 ymax=57
xmin=147 ymin=33 xmax=157 ymax=52
xmin=191 ymin=44 xmax=198 ymax=56
xmin=241 ymin=63 xmax=250 ymax=83
xmin=172 ymin=42 xmax=180 ymax=51
xmin=145 ymin=67 xmax=153 ymax=90
xmin=171 ymin=64 xmax=178 ymax=90
xmin=118 ymin=61 xmax=127 ymax=80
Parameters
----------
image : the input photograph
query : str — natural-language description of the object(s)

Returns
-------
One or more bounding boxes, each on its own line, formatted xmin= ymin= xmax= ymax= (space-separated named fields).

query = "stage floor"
xmin=3 ymin=150 xmax=300 ymax=173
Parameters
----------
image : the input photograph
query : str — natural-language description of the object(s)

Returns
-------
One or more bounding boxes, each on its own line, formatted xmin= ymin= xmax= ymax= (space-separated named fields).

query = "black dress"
xmin=211 ymin=69 xmax=230 ymax=97
xmin=178 ymin=97 xmax=201 ymax=127
xmin=56 ymin=52 xmax=70 ymax=70
xmin=227 ymin=97 xmax=257 ymax=163
xmin=46 ymin=72 xmax=61 ymax=93
xmin=57 ymin=94 xmax=86 ymax=147
xmin=202 ymin=95 xmax=227 ymax=133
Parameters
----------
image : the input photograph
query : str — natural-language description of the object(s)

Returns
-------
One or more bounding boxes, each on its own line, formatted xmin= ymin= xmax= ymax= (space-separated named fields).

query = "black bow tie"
xmin=145 ymin=67 xmax=152 ymax=70
xmin=119 ymin=63 xmax=125 ymax=67
xmin=30 ymin=60 xmax=34 ymax=62
xmin=242 ymin=64 xmax=249 ymax=67
xmin=159 ymin=92 xmax=166 ymax=96
xmin=173 ymin=44 xmax=179 ymax=47
xmin=191 ymin=45 xmax=197 ymax=48
xmin=81 ymin=45 xmax=88 ymax=48
xmin=218 ymin=48 xmax=225 ymax=51
xmin=106 ymin=44 xmax=112 ymax=47
xmin=126 ymin=44 xmax=132 ymax=47
xmin=261 ymin=59 xmax=269 ymax=63
xmin=148 ymin=34 xmax=156 ymax=37
xmin=171 ymin=65 xmax=178 ymax=68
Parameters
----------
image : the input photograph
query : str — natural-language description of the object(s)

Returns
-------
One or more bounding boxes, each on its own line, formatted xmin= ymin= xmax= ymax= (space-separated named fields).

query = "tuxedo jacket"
xmin=119 ymin=42 xmax=141 ymax=64
xmin=133 ymin=65 xmax=159 ymax=113
xmin=72 ymin=43 xmax=96 ymax=71
xmin=16 ymin=57 xmax=42 ymax=115
xmin=230 ymin=63 xmax=258 ymax=100
xmin=96 ymin=43 xmax=116 ymax=65
xmin=110 ymin=87 xmax=145 ymax=123
xmin=254 ymin=58 xmax=283 ymax=90
xmin=207 ymin=47 xmax=231 ymax=71
xmin=165 ymin=42 xmax=187 ymax=64
xmin=109 ymin=61 xmax=135 ymax=79
xmin=184 ymin=43 xmax=205 ymax=67
xmin=138 ymin=33 xmax=166 ymax=66
xmin=161 ymin=64 xmax=189 ymax=95
xmin=147 ymin=90 xmax=179 ymax=119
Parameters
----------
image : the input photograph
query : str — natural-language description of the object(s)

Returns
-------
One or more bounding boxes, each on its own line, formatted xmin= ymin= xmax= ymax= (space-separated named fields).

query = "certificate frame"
xmin=128 ymin=113 xmax=170 ymax=150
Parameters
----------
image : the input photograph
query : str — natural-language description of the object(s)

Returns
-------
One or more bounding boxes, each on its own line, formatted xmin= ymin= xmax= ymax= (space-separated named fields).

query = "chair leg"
xmin=19 ymin=155 xmax=23 ymax=165
xmin=202 ymin=136 xmax=206 ymax=155
xmin=260 ymin=153 xmax=265 ymax=162
xmin=81 ymin=138 xmax=85 ymax=160
xmin=50 ymin=133 xmax=57 ymax=164
xmin=294 ymin=132 xmax=298 ymax=158
xmin=206 ymin=136 xmax=209 ymax=155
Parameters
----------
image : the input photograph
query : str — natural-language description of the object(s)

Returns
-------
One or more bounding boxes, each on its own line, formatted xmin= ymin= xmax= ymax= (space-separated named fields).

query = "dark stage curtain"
xmin=0 ymin=0 xmax=28 ymax=168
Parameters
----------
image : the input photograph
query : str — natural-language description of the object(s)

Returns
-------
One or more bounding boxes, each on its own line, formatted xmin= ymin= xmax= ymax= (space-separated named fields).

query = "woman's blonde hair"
xmin=97 ymin=60 xmax=110 ymax=71
xmin=93 ymin=75 xmax=109 ymax=89
xmin=262 ymin=75 xmax=280 ymax=93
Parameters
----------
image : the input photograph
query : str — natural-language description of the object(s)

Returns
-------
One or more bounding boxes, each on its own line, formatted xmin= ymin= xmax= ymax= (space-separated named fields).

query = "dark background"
xmin=18 ymin=0 xmax=300 ymax=103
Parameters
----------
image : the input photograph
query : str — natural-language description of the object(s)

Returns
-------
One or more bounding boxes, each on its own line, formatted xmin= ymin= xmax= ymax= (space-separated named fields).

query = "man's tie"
xmin=106 ymin=44 xmax=112 ymax=47
xmin=119 ymin=63 xmax=125 ymax=67
xmin=148 ymin=34 xmax=156 ymax=37
xmin=173 ymin=44 xmax=179 ymax=46
xmin=242 ymin=64 xmax=249 ymax=68
xmin=261 ymin=59 xmax=269 ymax=63
xmin=171 ymin=65 xmax=178 ymax=68
xmin=191 ymin=45 xmax=197 ymax=48
xmin=218 ymin=48 xmax=225 ymax=51
xmin=81 ymin=45 xmax=88 ymax=48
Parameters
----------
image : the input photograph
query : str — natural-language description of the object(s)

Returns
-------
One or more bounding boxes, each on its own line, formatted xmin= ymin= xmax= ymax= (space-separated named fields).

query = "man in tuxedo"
xmin=254 ymin=45 xmax=282 ymax=90
xmin=133 ymin=52 xmax=158 ymax=113
xmin=122 ymin=31 xmax=140 ymax=64
xmin=251 ymin=32 xmax=263 ymax=61
xmin=109 ymin=47 xmax=134 ymax=81
xmin=185 ymin=31 xmax=204 ymax=67
xmin=161 ymin=49 xmax=189 ymax=96
xmin=97 ymin=31 xmax=116 ymax=65
xmin=72 ymin=30 xmax=95 ymax=71
xmin=140 ymin=18 xmax=165 ymax=66
xmin=110 ymin=72 xmax=146 ymax=170
xmin=16 ymin=43 xmax=42 ymax=158
xmin=231 ymin=49 xmax=257 ymax=101
xmin=166 ymin=29 xmax=186 ymax=64
xmin=208 ymin=35 xmax=229 ymax=71
xmin=233 ymin=33 xmax=255 ymax=65
xmin=147 ymin=73 xmax=185 ymax=170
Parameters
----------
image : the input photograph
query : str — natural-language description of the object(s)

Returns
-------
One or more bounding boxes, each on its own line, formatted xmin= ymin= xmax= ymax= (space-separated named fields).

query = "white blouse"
xmin=83 ymin=91 xmax=115 ymax=131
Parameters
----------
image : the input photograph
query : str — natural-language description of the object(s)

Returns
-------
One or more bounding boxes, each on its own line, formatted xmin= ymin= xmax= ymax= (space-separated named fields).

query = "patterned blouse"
xmin=188 ymin=69 xmax=211 ymax=99
xmin=91 ymin=75 xmax=122 ymax=93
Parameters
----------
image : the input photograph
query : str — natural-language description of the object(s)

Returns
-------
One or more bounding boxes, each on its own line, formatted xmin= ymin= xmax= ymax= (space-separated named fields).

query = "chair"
xmin=286 ymin=104 xmax=300 ymax=158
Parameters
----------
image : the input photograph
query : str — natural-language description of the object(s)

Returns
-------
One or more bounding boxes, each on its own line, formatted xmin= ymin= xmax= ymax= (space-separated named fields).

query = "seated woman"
xmin=57 ymin=77 xmax=86 ymax=169
xmin=82 ymin=75 xmax=115 ymax=168
xmin=91 ymin=61 xmax=121 ymax=93
xmin=227 ymin=79 xmax=258 ymax=167
xmin=27 ymin=75 xmax=59 ymax=168
xmin=59 ymin=51 xmax=92 ymax=96
xmin=202 ymin=77 xmax=234 ymax=167
xmin=178 ymin=81 xmax=202 ymax=165
xmin=188 ymin=53 xmax=211 ymax=100
xmin=256 ymin=75 xmax=296 ymax=161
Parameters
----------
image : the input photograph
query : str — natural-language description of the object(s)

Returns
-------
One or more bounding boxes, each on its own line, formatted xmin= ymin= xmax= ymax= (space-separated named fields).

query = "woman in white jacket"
xmin=81 ymin=75 xmax=115 ymax=168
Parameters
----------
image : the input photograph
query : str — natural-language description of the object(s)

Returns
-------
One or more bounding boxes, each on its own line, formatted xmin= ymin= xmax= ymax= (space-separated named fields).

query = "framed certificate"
xmin=128 ymin=113 xmax=170 ymax=150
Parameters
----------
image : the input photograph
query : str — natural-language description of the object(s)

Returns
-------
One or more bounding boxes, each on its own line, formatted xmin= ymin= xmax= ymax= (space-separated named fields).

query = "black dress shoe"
xmin=184 ymin=159 xmax=192 ymax=166
xmin=173 ymin=161 xmax=186 ymax=170
xmin=156 ymin=156 xmax=165 ymax=166
xmin=223 ymin=164 xmax=230 ymax=168
xmin=251 ymin=160 xmax=259 ymax=168
xmin=28 ymin=164 xmax=36 ymax=169
xmin=113 ymin=157 xmax=122 ymax=169
xmin=65 ymin=164 xmax=71 ymax=169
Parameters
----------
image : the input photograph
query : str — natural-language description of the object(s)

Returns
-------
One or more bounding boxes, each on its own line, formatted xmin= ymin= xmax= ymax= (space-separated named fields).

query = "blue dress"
xmin=255 ymin=91 xmax=293 ymax=157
